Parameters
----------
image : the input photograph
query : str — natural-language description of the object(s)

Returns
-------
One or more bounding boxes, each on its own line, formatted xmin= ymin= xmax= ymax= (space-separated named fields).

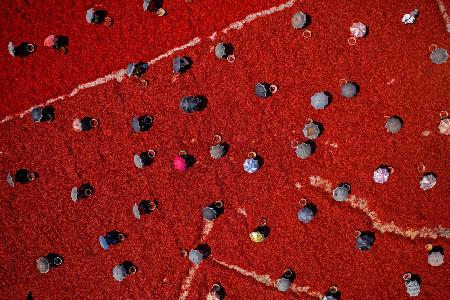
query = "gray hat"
xmin=298 ymin=206 xmax=315 ymax=223
xmin=428 ymin=251 xmax=444 ymax=266
xmin=311 ymin=92 xmax=329 ymax=109
xmin=420 ymin=174 xmax=437 ymax=190
xmin=215 ymin=43 xmax=227 ymax=59
xmin=341 ymin=82 xmax=358 ymax=98
xmin=303 ymin=123 xmax=321 ymax=139
xmin=291 ymin=12 xmax=307 ymax=29
xmin=189 ymin=249 xmax=205 ymax=265
xmin=180 ymin=96 xmax=203 ymax=113
xmin=173 ymin=56 xmax=190 ymax=74
xmin=333 ymin=184 xmax=350 ymax=201
xmin=430 ymin=48 xmax=448 ymax=64
xmin=295 ymin=142 xmax=312 ymax=159
xmin=210 ymin=144 xmax=226 ymax=159
xmin=113 ymin=264 xmax=127 ymax=281
xmin=385 ymin=116 xmax=402 ymax=133
xmin=276 ymin=278 xmax=291 ymax=292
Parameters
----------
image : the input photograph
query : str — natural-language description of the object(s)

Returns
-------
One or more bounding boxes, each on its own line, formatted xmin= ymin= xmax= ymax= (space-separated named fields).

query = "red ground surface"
xmin=1 ymin=0 xmax=449 ymax=299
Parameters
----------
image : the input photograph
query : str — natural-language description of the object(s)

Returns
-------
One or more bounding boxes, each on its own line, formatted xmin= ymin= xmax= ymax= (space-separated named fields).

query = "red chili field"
xmin=0 ymin=0 xmax=449 ymax=299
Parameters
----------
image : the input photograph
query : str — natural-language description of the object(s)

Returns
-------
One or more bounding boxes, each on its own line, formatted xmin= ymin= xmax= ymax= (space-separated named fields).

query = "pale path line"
xmin=178 ymin=220 xmax=214 ymax=300
xmin=1 ymin=0 xmax=297 ymax=124
xmin=212 ymin=258 xmax=323 ymax=299
xmin=309 ymin=175 xmax=450 ymax=240
xmin=221 ymin=0 xmax=297 ymax=34
xmin=179 ymin=264 xmax=200 ymax=300
xmin=1 ymin=37 xmax=201 ymax=124
xmin=436 ymin=0 xmax=450 ymax=33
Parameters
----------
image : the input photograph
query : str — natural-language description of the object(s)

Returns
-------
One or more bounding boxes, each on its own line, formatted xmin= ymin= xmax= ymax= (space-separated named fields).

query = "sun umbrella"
xmin=295 ymin=142 xmax=312 ymax=159
xmin=385 ymin=116 xmax=403 ymax=133
xmin=255 ymin=83 xmax=270 ymax=98
xmin=373 ymin=167 xmax=390 ymax=183
xmin=99 ymin=236 xmax=110 ymax=250
xmin=143 ymin=0 xmax=158 ymax=11
xmin=36 ymin=257 xmax=50 ymax=273
xmin=86 ymin=8 xmax=95 ymax=23
xmin=350 ymin=22 xmax=367 ymax=38
xmin=356 ymin=232 xmax=375 ymax=250
xmin=6 ymin=172 xmax=14 ymax=187
xmin=333 ymin=184 xmax=351 ymax=201
xmin=173 ymin=155 xmax=187 ymax=171
xmin=428 ymin=251 xmax=444 ymax=266
xmin=202 ymin=207 xmax=217 ymax=221
xmin=311 ymin=91 xmax=329 ymax=109
xmin=173 ymin=56 xmax=190 ymax=74
xmin=276 ymin=278 xmax=291 ymax=292
xmin=210 ymin=144 xmax=226 ymax=159
xmin=249 ymin=231 xmax=265 ymax=242
xmin=126 ymin=63 xmax=136 ymax=77
xmin=189 ymin=249 xmax=205 ymax=265
xmin=8 ymin=42 xmax=15 ymax=57
xmin=131 ymin=117 xmax=141 ymax=132
xmin=420 ymin=174 xmax=436 ymax=190
xmin=303 ymin=122 xmax=321 ymax=139
xmin=291 ymin=11 xmax=307 ymax=29
xmin=215 ymin=43 xmax=227 ymax=59
xmin=72 ymin=118 xmax=83 ymax=132
xmin=430 ymin=48 xmax=448 ymax=64
xmin=132 ymin=204 xmax=141 ymax=219
xmin=31 ymin=107 xmax=43 ymax=122
xmin=71 ymin=187 xmax=79 ymax=201
xmin=133 ymin=154 xmax=144 ymax=169
xmin=180 ymin=96 xmax=203 ymax=113
xmin=243 ymin=157 xmax=259 ymax=173
xmin=113 ymin=264 xmax=127 ymax=281
xmin=298 ymin=206 xmax=315 ymax=223
xmin=405 ymin=279 xmax=420 ymax=297
xmin=439 ymin=118 xmax=450 ymax=135
xmin=341 ymin=82 xmax=358 ymax=98
xmin=44 ymin=35 xmax=58 ymax=48
xmin=402 ymin=9 xmax=419 ymax=24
